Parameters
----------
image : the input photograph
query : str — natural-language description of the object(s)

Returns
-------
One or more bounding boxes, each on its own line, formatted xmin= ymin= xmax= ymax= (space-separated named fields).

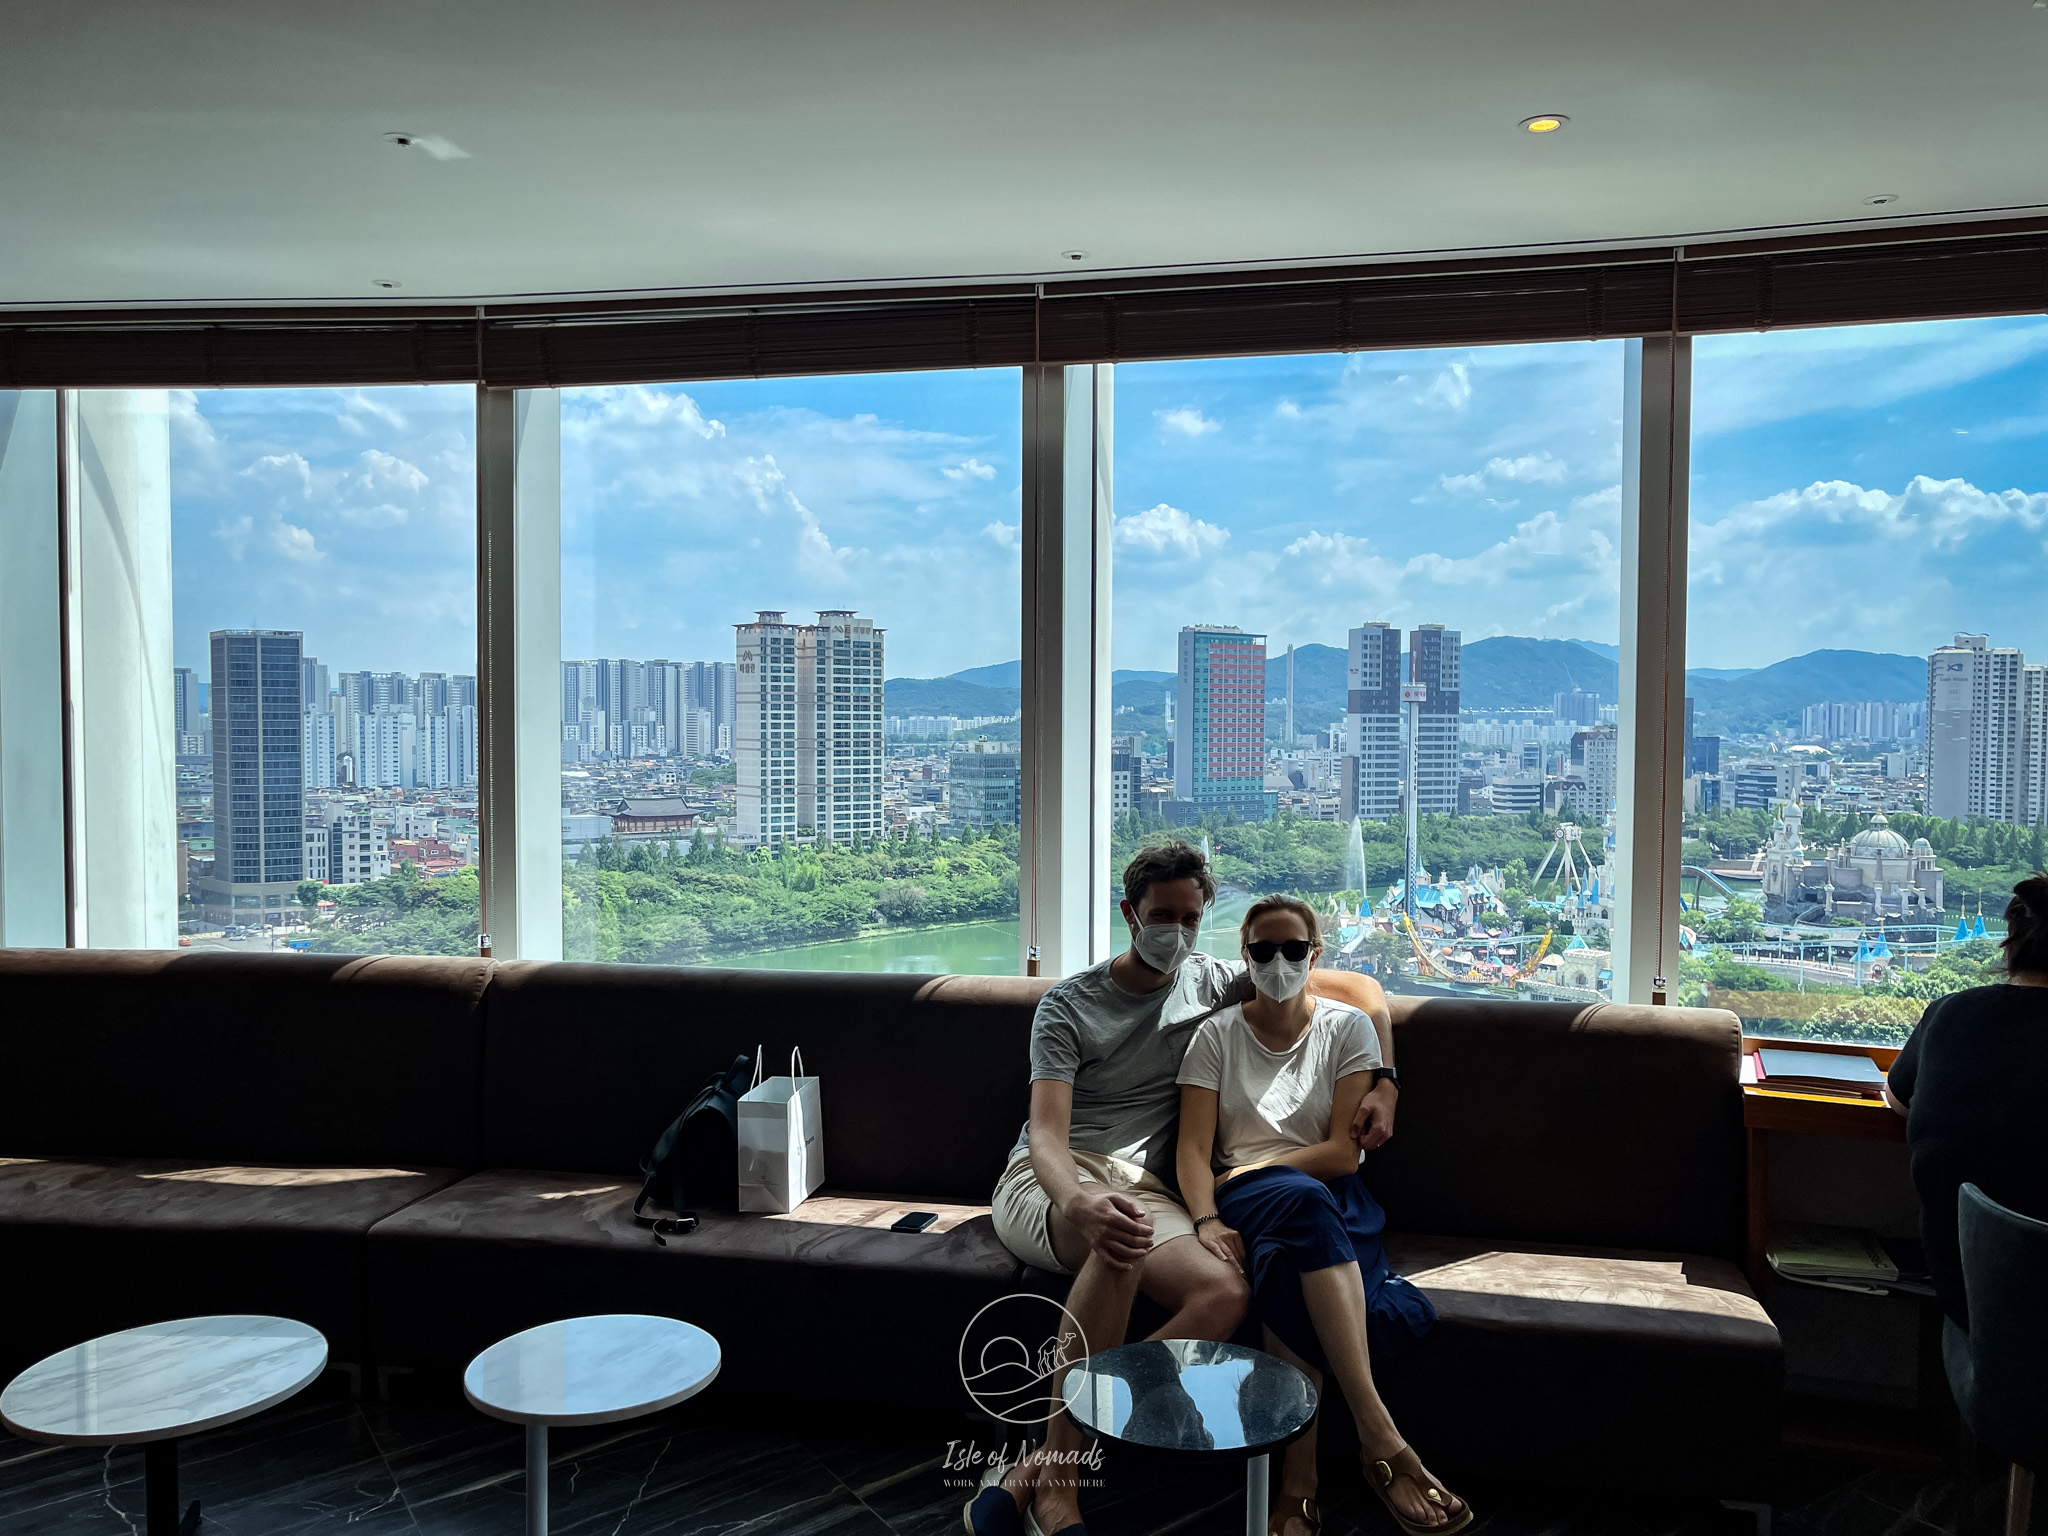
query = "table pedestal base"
xmin=1245 ymin=1452 xmax=1269 ymax=1536
xmin=143 ymin=1441 xmax=199 ymax=1536
xmin=527 ymin=1422 xmax=548 ymax=1536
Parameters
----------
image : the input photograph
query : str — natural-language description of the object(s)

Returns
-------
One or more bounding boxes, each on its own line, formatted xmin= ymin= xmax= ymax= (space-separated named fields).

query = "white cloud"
xmin=1156 ymin=406 xmax=1221 ymax=437
xmin=1487 ymin=452 xmax=1568 ymax=484
xmin=240 ymin=451 xmax=312 ymax=499
xmin=272 ymin=519 xmax=322 ymax=562
xmin=1419 ymin=363 xmax=1471 ymax=411
xmin=1690 ymin=474 xmax=2048 ymax=665
xmin=353 ymin=448 xmax=429 ymax=497
xmin=1113 ymin=503 xmax=1232 ymax=560
xmin=981 ymin=520 xmax=1021 ymax=551
xmin=943 ymin=457 xmax=998 ymax=482
xmin=1438 ymin=452 xmax=1567 ymax=495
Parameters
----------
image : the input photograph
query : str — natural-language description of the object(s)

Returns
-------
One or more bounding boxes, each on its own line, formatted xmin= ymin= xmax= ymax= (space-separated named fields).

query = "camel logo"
xmin=958 ymin=1293 xmax=1091 ymax=1425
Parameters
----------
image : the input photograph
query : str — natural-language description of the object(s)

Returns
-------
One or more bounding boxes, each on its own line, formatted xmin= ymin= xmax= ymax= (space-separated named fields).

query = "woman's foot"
xmin=1268 ymin=1493 xmax=1321 ymax=1536
xmin=1359 ymin=1439 xmax=1468 ymax=1533
xmin=1028 ymin=1475 xmax=1085 ymax=1536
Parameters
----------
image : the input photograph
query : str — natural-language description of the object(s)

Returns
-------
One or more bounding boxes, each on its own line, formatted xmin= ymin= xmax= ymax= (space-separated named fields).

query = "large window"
xmin=166 ymin=386 xmax=479 ymax=955
xmin=1108 ymin=344 xmax=1629 ymax=1001
xmin=557 ymin=370 xmax=1023 ymax=972
xmin=1685 ymin=315 xmax=2048 ymax=1042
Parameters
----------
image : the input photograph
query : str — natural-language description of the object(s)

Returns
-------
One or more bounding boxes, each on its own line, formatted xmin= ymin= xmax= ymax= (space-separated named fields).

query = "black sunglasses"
xmin=1246 ymin=939 xmax=1314 ymax=963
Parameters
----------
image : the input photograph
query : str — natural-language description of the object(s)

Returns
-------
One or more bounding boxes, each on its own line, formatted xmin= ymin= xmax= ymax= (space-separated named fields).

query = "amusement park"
xmin=1160 ymin=794 xmax=2001 ymax=1048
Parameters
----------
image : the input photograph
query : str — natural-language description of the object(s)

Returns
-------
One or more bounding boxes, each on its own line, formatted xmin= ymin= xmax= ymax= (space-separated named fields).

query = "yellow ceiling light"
xmin=1520 ymin=114 xmax=1569 ymax=134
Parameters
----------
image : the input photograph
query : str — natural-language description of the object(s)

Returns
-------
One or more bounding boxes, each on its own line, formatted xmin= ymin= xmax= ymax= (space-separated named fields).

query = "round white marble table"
xmin=464 ymin=1314 xmax=721 ymax=1536
xmin=0 ymin=1315 xmax=328 ymax=1535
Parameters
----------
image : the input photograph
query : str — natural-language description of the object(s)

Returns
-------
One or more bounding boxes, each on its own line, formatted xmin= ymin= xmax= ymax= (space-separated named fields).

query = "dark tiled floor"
xmin=0 ymin=1378 xmax=2028 ymax=1536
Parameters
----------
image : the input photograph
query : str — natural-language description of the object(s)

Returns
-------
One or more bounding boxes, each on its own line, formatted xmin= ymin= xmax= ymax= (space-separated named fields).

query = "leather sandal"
xmin=1366 ymin=1446 xmax=1472 ymax=1536
xmin=1268 ymin=1495 xmax=1322 ymax=1536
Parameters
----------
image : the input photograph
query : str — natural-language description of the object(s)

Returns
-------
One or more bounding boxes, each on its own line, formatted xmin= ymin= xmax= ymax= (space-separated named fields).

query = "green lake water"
xmin=713 ymin=893 xmax=1265 ymax=976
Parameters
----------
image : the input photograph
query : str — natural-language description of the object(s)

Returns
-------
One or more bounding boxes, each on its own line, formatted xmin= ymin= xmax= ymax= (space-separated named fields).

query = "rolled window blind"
xmin=3 ymin=220 xmax=2043 ymax=389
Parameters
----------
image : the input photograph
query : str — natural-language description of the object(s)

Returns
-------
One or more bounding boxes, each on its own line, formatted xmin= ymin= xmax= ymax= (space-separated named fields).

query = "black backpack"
xmin=633 ymin=1053 xmax=752 ymax=1235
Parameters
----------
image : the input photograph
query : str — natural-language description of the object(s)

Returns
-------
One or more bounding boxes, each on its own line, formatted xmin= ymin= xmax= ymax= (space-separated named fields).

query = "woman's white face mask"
xmin=1131 ymin=921 xmax=1199 ymax=974
xmin=1248 ymin=952 xmax=1313 ymax=1000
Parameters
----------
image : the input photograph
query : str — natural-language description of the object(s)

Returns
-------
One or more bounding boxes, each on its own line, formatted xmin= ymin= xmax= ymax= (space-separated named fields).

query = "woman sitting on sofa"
xmin=1176 ymin=896 xmax=1466 ymax=1536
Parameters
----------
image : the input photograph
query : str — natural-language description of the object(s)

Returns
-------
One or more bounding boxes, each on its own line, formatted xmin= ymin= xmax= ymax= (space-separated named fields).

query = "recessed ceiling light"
xmin=1061 ymin=249 xmax=1089 ymax=262
xmin=371 ymin=278 xmax=402 ymax=290
xmin=1862 ymin=194 xmax=1900 ymax=207
xmin=381 ymin=131 xmax=472 ymax=162
xmin=1520 ymin=114 xmax=1568 ymax=134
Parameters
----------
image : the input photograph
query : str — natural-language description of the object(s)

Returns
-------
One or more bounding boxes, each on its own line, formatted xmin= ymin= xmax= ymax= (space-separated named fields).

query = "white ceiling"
xmin=5 ymin=0 xmax=2046 ymax=309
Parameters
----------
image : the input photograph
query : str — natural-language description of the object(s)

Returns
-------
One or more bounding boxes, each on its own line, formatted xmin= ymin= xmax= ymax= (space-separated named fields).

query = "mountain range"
xmin=884 ymin=640 xmax=1926 ymax=735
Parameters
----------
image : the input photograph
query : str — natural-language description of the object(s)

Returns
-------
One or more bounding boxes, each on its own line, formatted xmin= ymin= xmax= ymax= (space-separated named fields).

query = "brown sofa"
xmin=0 ymin=949 xmax=1778 ymax=1501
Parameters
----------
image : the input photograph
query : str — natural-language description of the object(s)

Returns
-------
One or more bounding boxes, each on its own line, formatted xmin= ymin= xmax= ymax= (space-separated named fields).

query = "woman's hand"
xmin=1198 ymin=1219 xmax=1246 ymax=1273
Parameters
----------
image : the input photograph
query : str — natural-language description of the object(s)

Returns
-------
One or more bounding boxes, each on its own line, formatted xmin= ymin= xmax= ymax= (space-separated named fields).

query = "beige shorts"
xmin=991 ymin=1146 xmax=1197 ymax=1275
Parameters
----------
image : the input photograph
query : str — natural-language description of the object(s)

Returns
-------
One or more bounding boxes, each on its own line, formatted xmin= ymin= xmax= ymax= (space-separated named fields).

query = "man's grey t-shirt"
xmin=1011 ymin=951 xmax=1244 ymax=1185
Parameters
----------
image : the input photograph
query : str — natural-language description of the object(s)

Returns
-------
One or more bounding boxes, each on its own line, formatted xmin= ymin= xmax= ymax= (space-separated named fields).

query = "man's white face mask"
xmin=1131 ymin=921 xmax=1199 ymax=974
xmin=1248 ymin=952 xmax=1313 ymax=1001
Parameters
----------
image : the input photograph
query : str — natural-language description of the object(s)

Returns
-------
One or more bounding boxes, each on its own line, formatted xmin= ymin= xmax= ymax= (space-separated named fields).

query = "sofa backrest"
xmin=1367 ymin=995 xmax=1745 ymax=1260
xmin=0 ymin=950 xmax=492 ymax=1169
xmin=480 ymin=961 xmax=1043 ymax=1201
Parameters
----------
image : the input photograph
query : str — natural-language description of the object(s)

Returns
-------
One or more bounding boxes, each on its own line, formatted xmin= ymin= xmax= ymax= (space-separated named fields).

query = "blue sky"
xmin=559 ymin=373 xmax=1020 ymax=677
xmin=1691 ymin=316 xmax=2048 ymax=669
xmin=167 ymin=312 xmax=2048 ymax=683
xmin=169 ymin=384 xmax=476 ymax=676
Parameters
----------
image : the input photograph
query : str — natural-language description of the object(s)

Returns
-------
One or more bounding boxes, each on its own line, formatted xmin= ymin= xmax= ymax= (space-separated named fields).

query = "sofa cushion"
xmin=0 ymin=950 xmax=493 ymax=1168
xmin=0 ymin=1156 xmax=463 ymax=1381
xmin=1378 ymin=1232 xmax=1781 ymax=1498
xmin=1370 ymin=998 xmax=1745 ymax=1260
xmin=478 ymin=964 xmax=1044 ymax=1199
xmin=366 ymin=1169 xmax=1018 ymax=1403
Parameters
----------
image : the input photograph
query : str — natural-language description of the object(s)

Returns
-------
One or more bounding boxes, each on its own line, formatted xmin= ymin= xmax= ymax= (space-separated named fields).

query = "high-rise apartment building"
xmin=1568 ymin=725 xmax=1619 ymax=820
xmin=1171 ymin=624 xmax=1270 ymax=822
xmin=1407 ymin=624 xmax=1462 ymax=816
xmin=1927 ymin=634 xmax=2026 ymax=822
xmin=2025 ymin=665 xmax=2048 ymax=829
xmin=734 ymin=610 xmax=884 ymax=845
xmin=1341 ymin=621 xmax=1401 ymax=821
xmin=355 ymin=708 xmax=418 ymax=789
xmin=193 ymin=629 xmax=304 ymax=927
xmin=1553 ymin=689 xmax=1602 ymax=728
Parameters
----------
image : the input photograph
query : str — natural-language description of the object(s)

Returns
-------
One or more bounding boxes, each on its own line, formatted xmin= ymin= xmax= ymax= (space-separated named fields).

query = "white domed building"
xmin=1760 ymin=806 xmax=1944 ymax=922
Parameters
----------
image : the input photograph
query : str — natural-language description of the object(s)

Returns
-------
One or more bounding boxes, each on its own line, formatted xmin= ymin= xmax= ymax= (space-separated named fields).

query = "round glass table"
xmin=0 ymin=1315 xmax=328 ymax=1535
xmin=464 ymin=1314 xmax=721 ymax=1536
xmin=1061 ymin=1339 xmax=1318 ymax=1536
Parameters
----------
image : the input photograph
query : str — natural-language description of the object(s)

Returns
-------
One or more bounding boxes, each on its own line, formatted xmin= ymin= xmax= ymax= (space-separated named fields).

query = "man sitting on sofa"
xmin=970 ymin=841 xmax=1397 ymax=1536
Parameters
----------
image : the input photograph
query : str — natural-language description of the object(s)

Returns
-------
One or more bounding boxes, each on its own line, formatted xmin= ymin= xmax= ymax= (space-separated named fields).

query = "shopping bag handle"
xmin=791 ymin=1047 xmax=805 ymax=1080
xmin=751 ymin=1047 xmax=765 ymax=1090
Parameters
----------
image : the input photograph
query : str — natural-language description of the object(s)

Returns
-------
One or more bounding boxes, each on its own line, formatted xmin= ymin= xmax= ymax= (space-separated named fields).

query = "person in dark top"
xmin=1886 ymin=874 xmax=2048 ymax=1326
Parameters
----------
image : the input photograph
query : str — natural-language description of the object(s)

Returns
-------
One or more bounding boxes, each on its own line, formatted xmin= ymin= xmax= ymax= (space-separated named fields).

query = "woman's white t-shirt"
xmin=1176 ymin=999 xmax=1381 ymax=1172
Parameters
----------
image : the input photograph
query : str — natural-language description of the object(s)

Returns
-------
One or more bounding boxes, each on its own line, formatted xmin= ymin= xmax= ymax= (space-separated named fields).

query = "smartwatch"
xmin=1371 ymin=1066 xmax=1401 ymax=1088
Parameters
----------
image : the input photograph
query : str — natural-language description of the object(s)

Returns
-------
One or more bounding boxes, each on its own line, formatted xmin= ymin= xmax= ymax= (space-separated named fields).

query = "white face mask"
xmin=1249 ymin=953 xmax=1313 ymax=1001
xmin=1131 ymin=921 xmax=1198 ymax=974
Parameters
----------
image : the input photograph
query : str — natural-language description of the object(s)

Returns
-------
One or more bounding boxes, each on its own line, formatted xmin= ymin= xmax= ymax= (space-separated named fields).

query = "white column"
xmin=1615 ymin=338 xmax=1691 ymax=1005
xmin=477 ymin=387 xmax=564 ymax=961
xmin=65 ymin=391 xmax=178 ymax=949
xmin=0 ymin=392 xmax=67 ymax=947
xmin=1019 ymin=364 xmax=1114 ymax=978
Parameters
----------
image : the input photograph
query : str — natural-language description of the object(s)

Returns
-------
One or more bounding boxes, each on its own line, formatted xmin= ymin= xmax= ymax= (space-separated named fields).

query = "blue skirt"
xmin=1214 ymin=1166 xmax=1436 ymax=1374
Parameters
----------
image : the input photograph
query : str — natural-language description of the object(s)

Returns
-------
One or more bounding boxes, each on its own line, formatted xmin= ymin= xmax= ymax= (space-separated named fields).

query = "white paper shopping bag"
xmin=737 ymin=1046 xmax=824 ymax=1213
